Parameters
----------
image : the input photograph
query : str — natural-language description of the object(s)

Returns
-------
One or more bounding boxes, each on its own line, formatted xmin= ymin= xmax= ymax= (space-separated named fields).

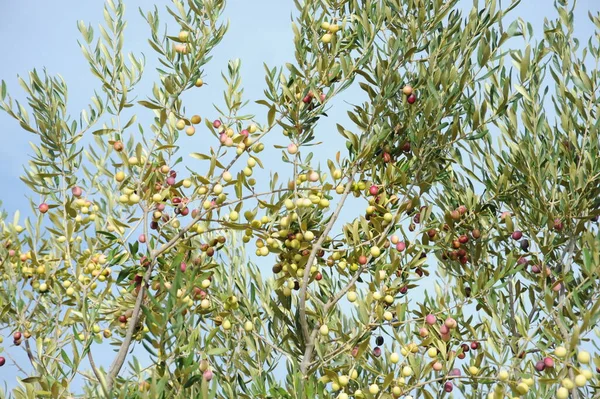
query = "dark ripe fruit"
xmin=444 ymin=382 xmax=453 ymax=392
xmin=206 ymin=248 xmax=215 ymax=257
xmin=461 ymin=343 xmax=470 ymax=353
xmin=373 ymin=346 xmax=382 ymax=357
xmin=535 ymin=360 xmax=546 ymax=372
xmin=272 ymin=264 xmax=282 ymax=273
xmin=180 ymin=207 xmax=189 ymax=216
xmin=457 ymin=249 xmax=467 ymax=257
xmin=200 ymin=244 xmax=209 ymax=252
xmin=407 ymin=93 xmax=416 ymax=104
xmin=213 ymin=120 xmax=222 ymax=128
xmin=459 ymin=256 xmax=468 ymax=265
xmin=166 ymin=177 xmax=176 ymax=186
xmin=449 ymin=368 xmax=461 ymax=377
xmin=113 ymin=141 xmax=124 ymax=152
xmin=457 ymin=352 xmax=465 ymax=359
xmin=470 ymin=341 xmax=479 ymax=350
xmin=520 ymin=239 xmax=530 ymax=251
xmin=401 ymin=142 xmax=411 ymax=153
xmin=376 ymin=336 xmax=384 ymax=346
xmin=553 ymin=218 xmax=563 ymax=231
xmin=72 ymin=186 xmax=83 ymax=197
xmin=174 ymin=208 xmax=181 ymax=215
xmin=443 ymin=223 xmax=450 ymax=231
xmin=358 ymin=255 xmax=368 ymax=265
xmin=369 ymin=185 xmax=379 ymax=196
xmin=465 ymin=286 xmax=472 ymax=297
xmin=511 ymin=231 xmax=523 ymax=240
xmin=427 ymin=229 xmax=437 ymax=238
xmin=118 ymin=315 xmax=128 ymax=323
xmin=471 ymin=229 xmax=481 ymax=239
xmin=352 ymin=346 xmax=359 ymax=357
xmin=413 ymin=213 xmax=421 ymax=224
xmin=543 ymin=357 xmax=554 ymax=368
xmin=409 ymin=223 xmax=416 ymax=232
xmin=293 ymin=281 xmax=300 ymax=290
xmin=169 ymin=170 xmax=177 ymax=178
xmin=13 ymin=332 xmax=22 ymax=341
xmin=400 ymin=286 xmax=408 ymax=294
xmin=396 ymin=242 xmax=406 ymax=252
xmin=383 ymin=152 xmax=392 ymax=163
xmin=415 ymin=268 xmax=424 ymax=277
xmin=38 ymin=203 xmax=49 ymax=213
xmin=172 ymin=197 xmax=182 ymax=204
xmin=458 ymin=235 xmax=469 ymax=244
xmin=0 ymin=357 xmax=5 ymax=366
xmin=315 ymin=272 xmax=323 ymax=281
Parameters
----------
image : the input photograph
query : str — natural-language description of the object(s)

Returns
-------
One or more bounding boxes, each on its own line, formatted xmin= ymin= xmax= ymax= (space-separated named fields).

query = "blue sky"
xmin=1 ymin=0 xmax=599 ymax=394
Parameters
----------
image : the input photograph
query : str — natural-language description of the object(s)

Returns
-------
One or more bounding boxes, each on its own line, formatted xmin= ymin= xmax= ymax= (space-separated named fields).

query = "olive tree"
xmin=0 ymin=0 xmax=599 ymax=398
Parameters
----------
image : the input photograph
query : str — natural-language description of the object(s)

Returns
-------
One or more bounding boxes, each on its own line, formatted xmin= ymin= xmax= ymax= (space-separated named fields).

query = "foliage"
xmin=0 ymin=0 xmax=599 ymax=398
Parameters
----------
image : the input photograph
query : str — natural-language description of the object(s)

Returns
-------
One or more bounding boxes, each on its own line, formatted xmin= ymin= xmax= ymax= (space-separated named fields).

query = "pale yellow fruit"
xmin=557 ymin=387 xmax=569 ymax=399
xmin=370 ymin=246 xmax=381 ymax=257
xmin=178 ymin=31 xmax=189 ymax=42
xmin=498 ymin=370 xmax=509 ymax=381
xmin=338 ymin=375 xmax=349 ymax=386
xmin=319 ymin=324 xmax=329 ymax=335
xmin=554 ymin=346 xmax=567 ymax=357
xmin=347 ymin=291 xmax=357 ymax=302
xmin=516 ymin=382 xmax=529 ymax=394
xmin=577 ymin=350 xmax=591 ymax=364
xmin=561 ymin=378 xmax=574 ymax=389
xmin=574 ymin=374 xmax=587 ymax=387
